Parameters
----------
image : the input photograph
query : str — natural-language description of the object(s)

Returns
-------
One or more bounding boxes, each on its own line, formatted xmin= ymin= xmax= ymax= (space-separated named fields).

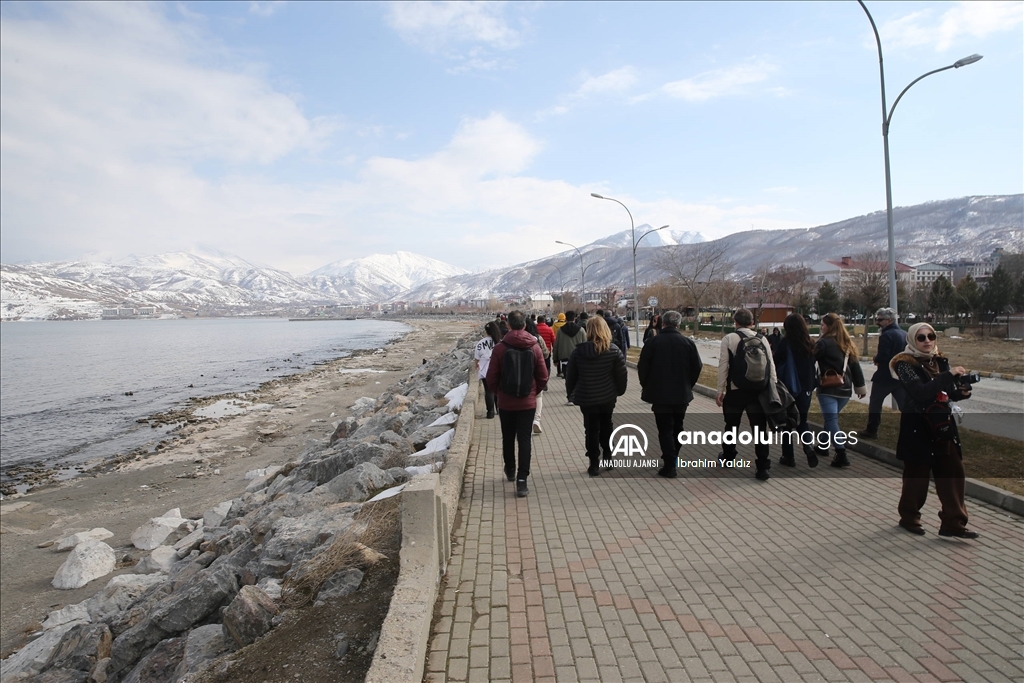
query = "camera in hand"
xmin=956 ymin=371 xmax=982 ymax=386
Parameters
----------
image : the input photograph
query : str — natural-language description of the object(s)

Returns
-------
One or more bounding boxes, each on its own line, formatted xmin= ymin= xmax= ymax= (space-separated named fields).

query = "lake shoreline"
xmin=0 ymin=316 xmax=479 ymax=657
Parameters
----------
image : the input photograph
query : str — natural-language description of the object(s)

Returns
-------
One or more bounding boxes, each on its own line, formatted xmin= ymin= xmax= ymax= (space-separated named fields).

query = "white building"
xmin=808 ymin=257 xmax=914 ymax=290
xmin=912 ymin=263 xmax=953 ymax=287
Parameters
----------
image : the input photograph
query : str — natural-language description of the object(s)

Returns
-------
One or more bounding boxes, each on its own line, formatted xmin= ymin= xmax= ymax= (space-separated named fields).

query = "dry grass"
xmin=377 ymin=448 xmax=409 ymax=471
xmin=281 ymin=498 xmax=399 ymax=608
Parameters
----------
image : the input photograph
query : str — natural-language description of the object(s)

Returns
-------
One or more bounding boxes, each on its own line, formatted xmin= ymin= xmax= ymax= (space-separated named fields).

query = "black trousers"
xmin=721 ymin=389 xmax=770 ymax=467
xmin=653 ymin=404 xmax=688 ymax=467
xmin=480 ymin=378 xmax=496 ymax=415
xmin=499 ymin=409 xmax=535 ymax=480
xmin=580 ymin=403 xmax=615 ymax=465
xmin=867 ymin=380 xmax=907 ymax=431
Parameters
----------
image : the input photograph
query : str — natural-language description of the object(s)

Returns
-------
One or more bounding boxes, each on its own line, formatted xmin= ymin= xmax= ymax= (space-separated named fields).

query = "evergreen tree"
xmin=983 ymin=266 xmax=1013 ymax=317
xmin=954 ymin=274 xmax=981 ymax=319
xmin=815 ymin=280 xmax=840 ymax=316
xmin=927 ymin=276 xmax=954 ymax=321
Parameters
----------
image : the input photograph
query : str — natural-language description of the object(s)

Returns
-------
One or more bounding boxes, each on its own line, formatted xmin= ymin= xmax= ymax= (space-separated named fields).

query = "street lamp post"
xmin=858 ymin=1 xmax=981 ymax=321
xmin=555 ymin=240 xmax=586 ymax=313
xmin=592 ymin=192 xmax=669 ymax=347
xmin=582 ymin=260 xmax=604 ymax=313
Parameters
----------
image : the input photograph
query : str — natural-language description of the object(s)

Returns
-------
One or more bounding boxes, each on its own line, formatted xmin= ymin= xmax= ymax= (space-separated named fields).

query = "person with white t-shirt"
xmin=475 ymin=321 xmax=502 ymax=419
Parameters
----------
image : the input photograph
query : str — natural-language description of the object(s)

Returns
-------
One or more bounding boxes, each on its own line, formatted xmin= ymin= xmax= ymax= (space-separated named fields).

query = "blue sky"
xmin=1 ymin=1 xmax=1021 ymax=275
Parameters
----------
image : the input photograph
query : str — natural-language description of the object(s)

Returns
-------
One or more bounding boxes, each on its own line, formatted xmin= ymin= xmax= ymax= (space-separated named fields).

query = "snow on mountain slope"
xmin=305 ymin=251 xmax=470 ymax=302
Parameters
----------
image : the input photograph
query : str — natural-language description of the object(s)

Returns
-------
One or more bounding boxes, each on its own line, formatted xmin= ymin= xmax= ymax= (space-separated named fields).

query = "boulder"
xmin=329 ymin=416 xmax=359 ymax=445
xmin=171 ymin=624 xmax=230 ymax=681
xmin=222 ymin=585 xmax=278 ymax=648
xmin=135 ymin=546 xmax=177 ymax=575
xmin=107 ymin=565 xmax=237 ymax=678
xmin=46 ymin=622 xmax=112 ymax=672
xmin=86 ymin=574 xmax=167 ymax=623
xmin=256 ymin=578 xmax=282 ymax=600
xmin=173 ymin=525 xmax=205 ymax=558
xmin=385 ymin=467 xmax=411 ymax=484
xmin=55 ymin=528 xmax=114 ymax=552
xmin=202 ymin=502 xmax=232 ymax=529
xmin=243 ymin=466 xmax=281 ymax=480
xmin=52 ymin=541 xmax=116 ymax=590
xmin=130 ymin=516 xmax=191 ymax=551
xmin=325 ymin=462 xmax=395 ymax=503
xmin=120 ymin=636 xmax=185 ymax=683
xmin=314 ymin=568 xmax=363 ymax=606
xmin=0 ymin=621 xmax=84 ymax=681
xmin=260 ymin=506 xmax=358 ymax=568
xmin=107 ymin=581 xmax=175 ymax=637
xmin=42 ymin=602 xmax=91 ymax=631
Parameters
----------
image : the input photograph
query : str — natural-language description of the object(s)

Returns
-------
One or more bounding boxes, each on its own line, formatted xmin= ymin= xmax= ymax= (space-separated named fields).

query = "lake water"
xmin=0 ymin=318 xmax=410 ymax=478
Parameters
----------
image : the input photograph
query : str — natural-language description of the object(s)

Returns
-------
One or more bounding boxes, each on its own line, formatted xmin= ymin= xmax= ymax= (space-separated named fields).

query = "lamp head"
xmin=953 ymin=54 xmax=983 ymax=68
xmin=590 ymin=193 xmax=604 ymax=199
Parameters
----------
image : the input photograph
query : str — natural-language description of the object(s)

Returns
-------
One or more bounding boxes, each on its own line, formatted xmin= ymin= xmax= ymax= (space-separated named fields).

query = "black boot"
xmin=778 ymin=453 xmax=796 ymax=467
xmin=587 ymin=456 xmax=600 ymax=477
xmin=657 ymin=459 xmax=677 ymax=478
xmin=803 ymin=445 xmax=819 ymax=468
xmin=755 ymin=460 xmax=771 ymax=481
xmin=830 ymin=449 xmax=850 ymax=468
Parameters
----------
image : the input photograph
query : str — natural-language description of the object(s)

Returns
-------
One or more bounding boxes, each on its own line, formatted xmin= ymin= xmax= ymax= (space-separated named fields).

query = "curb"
xmin=690 ymin=381 xmax=1024 ymax=517
xmin=974 ymin=370 xmax=1024 ymax=382
xmin=365 ymin=360 xmax=476 ymax=683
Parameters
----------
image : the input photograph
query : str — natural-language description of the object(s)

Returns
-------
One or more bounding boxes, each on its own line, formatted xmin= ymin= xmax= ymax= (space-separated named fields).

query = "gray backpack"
xmin=729 ymin=332 xmax=770 ymax=392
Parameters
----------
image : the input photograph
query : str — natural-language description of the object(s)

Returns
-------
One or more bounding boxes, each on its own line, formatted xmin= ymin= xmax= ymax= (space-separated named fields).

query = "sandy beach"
xmin=0 ymin=316 xmax=477 ymax=657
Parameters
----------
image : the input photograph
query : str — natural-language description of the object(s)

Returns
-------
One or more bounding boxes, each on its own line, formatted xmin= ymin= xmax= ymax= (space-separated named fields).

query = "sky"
xmin=1 ymin=1 xmax=1021 ymax=276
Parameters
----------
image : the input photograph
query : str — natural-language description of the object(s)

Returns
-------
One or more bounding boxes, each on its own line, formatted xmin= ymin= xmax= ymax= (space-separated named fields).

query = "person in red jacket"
xmin=536 ymin=316 xmax=556 ymax=373
xmin=486 ymin=310 xmax=548 ymax=497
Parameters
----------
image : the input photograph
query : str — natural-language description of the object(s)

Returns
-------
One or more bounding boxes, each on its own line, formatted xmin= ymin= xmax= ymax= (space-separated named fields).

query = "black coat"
xmin=636 ymin=328 xmax=703 ymax=406
xmin=773 ymin=337 xmax=816 ymax=397
xmin=872 ymin=322 xmax=908 ymax=384
xmin=565 ymin=341 xmax=627 ymax=407
xmin=813 ymin=337 xmax=865 ymax=397
xmin=892 ymin=353 xmax=970 ymax=463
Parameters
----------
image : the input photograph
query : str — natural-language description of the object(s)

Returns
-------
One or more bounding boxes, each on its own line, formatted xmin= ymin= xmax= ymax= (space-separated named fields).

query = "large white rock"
xmin=174 ymin=524 xmax=205 ymax=558
xmin=52 ymin=541 xmax=116 ymax=590
xmin=244 ymin=466 xmax=281 ymax=480
xmin=130 ymin=515 xmax=190 ymax=550
xmin=55 ymin=527 xmax=114 ymax=551
xmin=202 ymin=501 xmax=233 ymax=529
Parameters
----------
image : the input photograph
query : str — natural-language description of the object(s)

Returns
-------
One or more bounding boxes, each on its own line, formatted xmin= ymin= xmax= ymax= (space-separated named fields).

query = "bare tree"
xmin=653 ymin=242 xmax=733 ymax=321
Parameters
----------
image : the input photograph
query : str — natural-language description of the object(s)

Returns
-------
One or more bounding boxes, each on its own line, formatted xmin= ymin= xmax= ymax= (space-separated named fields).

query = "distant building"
xmin=470 ymin=298 xmax=488 ymax=309
xmin=808 ymin=256 xmax=914 ymax=290
xmin=137 ymin=306 xmax=156 ymax=316
xmin=911 ymin=263 xmax=953 ymax=288
xmin=944 ymin=248 xmax=1004 ymax=285
xmin=529 ymin=294 xmax=554 ymax=311
xmin=743 ymin=303 xmax=793 ymax=326
xmin=101 ymin=308 xmax=120 ymax=319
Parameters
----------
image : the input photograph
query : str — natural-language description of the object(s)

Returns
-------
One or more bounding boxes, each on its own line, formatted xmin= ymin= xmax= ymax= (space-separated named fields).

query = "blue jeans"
xmin=817 ymin=394 xmax=850 ymax=449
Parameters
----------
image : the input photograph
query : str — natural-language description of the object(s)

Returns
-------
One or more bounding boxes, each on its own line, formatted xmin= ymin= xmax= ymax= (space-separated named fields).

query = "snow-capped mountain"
xmin=306 ymin=252 xmax=470 ymax=302
xmin=2 ymin=195 xmax=1020 ymax=319
xmin=0 ymin=249 xmax=467 ymax=320
xmin=395 ymin=194 xmax=1023 ymax=305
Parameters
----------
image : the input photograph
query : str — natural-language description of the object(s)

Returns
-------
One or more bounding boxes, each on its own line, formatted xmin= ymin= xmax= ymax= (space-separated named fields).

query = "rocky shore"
xmin=0 ymin=317 xmax=479 ymax=683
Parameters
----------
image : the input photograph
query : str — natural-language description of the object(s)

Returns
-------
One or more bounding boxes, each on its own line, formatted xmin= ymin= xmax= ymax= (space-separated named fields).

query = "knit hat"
xmin=557 ymin=313 xmax=566 ymax=321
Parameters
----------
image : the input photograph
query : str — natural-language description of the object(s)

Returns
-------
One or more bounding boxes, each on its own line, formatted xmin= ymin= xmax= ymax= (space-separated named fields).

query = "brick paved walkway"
xmin=427 ymin=368 xmax=1024 ymax=683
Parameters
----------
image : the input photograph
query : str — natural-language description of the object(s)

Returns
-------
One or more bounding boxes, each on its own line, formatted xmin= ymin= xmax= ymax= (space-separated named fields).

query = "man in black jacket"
xmin=863 ymin=307 xmax=907 ymax=438
xmin=637 ymin=311 xmax=704 ymax=478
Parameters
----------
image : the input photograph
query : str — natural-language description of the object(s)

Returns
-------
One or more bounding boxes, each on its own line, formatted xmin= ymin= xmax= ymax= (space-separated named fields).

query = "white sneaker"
xmin=533 ymin=423 xmax=543 ymax=434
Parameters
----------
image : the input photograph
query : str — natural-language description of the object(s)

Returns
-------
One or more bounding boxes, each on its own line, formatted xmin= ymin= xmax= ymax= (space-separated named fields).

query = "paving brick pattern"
xmin=427 ymin=368 xmax=1024 ymax=682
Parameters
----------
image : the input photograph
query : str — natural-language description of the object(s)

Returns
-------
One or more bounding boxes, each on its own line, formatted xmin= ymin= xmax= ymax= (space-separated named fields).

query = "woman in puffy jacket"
xmin=565 ymin=316 xmax=628 ymax=477
xmin=890 ymin=323 xmax=977 ymax=538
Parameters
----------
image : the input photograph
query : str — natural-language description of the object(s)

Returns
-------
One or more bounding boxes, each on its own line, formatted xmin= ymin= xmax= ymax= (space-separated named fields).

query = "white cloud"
xmin=0 ymin=4 xmax=801 ymax=274
xmin=385 ymin=1 xmax=522 ymax=51
xmin=661 ymin=61 xmax=777 ymax=102
xmin=249 ymin=1 xmax=287 ymax=17
xmin=878 ymin=1 xmax=1023 ymax=52
xmin=542 ymin=67 xmax=639 ymax=117
xmin=577 ymin=67 xmax=638 ymax=96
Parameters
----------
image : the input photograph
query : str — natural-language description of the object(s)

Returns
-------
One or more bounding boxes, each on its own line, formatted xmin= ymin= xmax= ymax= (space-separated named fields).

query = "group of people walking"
xmin=476 ymin=306 xmax=980 ymax=539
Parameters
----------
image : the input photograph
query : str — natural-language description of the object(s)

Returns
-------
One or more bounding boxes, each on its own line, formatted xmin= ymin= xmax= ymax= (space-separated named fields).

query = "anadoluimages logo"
xmin=609 ymin=424 xmax=649 ymax=458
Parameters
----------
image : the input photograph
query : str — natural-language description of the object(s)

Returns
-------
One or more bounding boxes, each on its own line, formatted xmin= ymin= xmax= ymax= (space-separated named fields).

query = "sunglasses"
xmin=916 ymin=333 xmax=937 ymax=342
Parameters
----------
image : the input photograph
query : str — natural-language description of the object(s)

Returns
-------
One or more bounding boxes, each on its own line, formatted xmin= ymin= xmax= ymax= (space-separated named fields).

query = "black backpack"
xmin=500 ymin=346 xmax=536 ymax=398
xmin=729 ymin=332 xmax=770 ymax=392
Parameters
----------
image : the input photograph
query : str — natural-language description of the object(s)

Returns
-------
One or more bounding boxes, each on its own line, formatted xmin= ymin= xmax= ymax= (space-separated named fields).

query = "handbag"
xmin=923 ymin=394 xmax=957 ymax=442
xmin=819 ymin=353 xmax=849 ymax=389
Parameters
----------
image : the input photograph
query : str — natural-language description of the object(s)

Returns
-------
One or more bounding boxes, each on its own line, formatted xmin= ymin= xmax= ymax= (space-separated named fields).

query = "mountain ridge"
xmin=1 ymin=194 xmax=1020 ymax=319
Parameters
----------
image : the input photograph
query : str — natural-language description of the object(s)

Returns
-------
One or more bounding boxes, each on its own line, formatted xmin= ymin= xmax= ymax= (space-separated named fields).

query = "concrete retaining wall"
xmin=365 ymin=361 xmax=476 ymax=683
